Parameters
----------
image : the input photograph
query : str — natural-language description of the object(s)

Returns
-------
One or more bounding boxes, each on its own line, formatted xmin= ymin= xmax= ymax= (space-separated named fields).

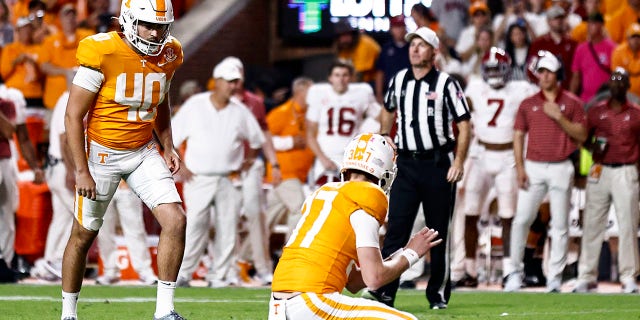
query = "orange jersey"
xmin=271 ymin=181 xmax=388 ymax=294
xmin=40 ymin=29 xmax=95 ymax=109
xmin=0 ymin=42 xmax=45 ymax=99
xmin=77 ymin=32 xmax=183 ymax=150
xmin=338 ymin=33 xmax=381 ymax=83
xmin=605 ymin=5 xmax=639 ymax=44
xmin=612 ymin=43 xmax=640 ymax=97
xmin=265 ymin=98 xmax=314 ymax=182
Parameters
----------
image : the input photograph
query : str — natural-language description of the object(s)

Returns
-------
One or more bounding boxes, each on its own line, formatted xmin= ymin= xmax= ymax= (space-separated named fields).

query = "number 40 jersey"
xmin=76 ymin=31 xmax=183 ymax=150
xmin=465 ymin=79 xmax=538 ymax=144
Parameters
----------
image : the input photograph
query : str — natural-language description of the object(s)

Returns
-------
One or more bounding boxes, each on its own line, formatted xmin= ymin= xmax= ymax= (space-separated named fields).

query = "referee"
xmin=368 ymin=27 xmax=471 ymax=310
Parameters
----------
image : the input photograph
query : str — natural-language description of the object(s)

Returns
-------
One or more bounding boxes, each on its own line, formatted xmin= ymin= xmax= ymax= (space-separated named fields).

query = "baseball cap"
xmin=212 ymin=61 xmax=242 ymax=81
xmin=389 ymin=15 xmax=405 ymax=27
xmin=586 ymin=12 xmax=604 ymax=23
xmin=536 ymin=51 xmax=561 ymax=73
xmin=15 ymin=17 xmax=31 ymax=28
xmin=627 ymin=23 xmax=640 ymax=37
xmin=405 ymin=27 xmax=439 ymax=49
xmin=221 ymin=56 xmax=243 ymax=71
xmin=469 ymin=1 xmax=489 ymax=16
xmin=546 ymin=5 xmax=566 ymax=19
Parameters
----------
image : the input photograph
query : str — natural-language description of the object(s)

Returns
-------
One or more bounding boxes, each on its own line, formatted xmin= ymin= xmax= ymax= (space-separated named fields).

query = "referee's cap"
xmin=405 ymin=27 xmax=439 ymax=49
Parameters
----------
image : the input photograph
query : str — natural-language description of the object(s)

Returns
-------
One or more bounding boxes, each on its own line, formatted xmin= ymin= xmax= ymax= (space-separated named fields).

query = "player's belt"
xmin=398 ymin=149 xmax=438 ymax=160
xmin=478 ymin=140 xmax=513 ymax=151
xmin=272 ymin=292 xmax=302 ymax=300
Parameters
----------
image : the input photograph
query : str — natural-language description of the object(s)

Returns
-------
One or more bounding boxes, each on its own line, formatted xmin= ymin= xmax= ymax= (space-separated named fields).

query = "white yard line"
xmin=0 ymin=296 xmax=262 ymax=303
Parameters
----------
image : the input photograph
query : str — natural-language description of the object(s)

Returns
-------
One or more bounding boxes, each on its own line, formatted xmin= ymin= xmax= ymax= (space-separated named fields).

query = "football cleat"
xmin=153 ymin=310 xmax=186 ymax=320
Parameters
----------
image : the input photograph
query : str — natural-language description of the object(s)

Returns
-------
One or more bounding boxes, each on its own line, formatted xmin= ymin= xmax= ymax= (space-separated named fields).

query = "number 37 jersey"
xmin=271 ymin=181 xmax=388 ymax=294
xmin=465 ymin=79 xmax=538 ymax=144
xmin=76 ymin=32 xmax=183 ymax=150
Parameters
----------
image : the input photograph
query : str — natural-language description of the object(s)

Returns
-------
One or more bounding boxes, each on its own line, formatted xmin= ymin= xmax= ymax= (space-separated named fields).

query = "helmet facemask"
xmin=119 ymin=0 xmax=174 ymax=56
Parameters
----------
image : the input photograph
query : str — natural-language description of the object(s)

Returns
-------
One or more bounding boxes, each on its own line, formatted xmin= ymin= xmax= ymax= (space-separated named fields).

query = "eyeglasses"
xmin=611 ymin=74 xmax=626 ymax=81
xmin=28 ymin=10 xmax=45 ymax=21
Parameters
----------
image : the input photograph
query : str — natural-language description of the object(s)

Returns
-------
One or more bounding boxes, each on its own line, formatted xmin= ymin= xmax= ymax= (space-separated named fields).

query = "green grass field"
xmin=1 ymin=284 xmax=639 ymax=319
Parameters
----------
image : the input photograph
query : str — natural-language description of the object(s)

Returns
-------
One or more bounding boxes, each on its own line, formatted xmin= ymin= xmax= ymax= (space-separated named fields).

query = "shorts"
xmin=75 ymin=140 xmax=181 ymax=231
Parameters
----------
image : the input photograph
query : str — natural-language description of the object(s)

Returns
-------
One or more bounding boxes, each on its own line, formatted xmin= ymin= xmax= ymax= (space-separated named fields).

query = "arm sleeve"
xmin=171 ymin=103 xmax=189 ymax=146
xmin=243 ymin=107 xmax=266 ymax=149
xmin=305 ymin=86 xmax=322 ymax=122
xmin=444 ymin=77 xmax=471 ymax=122
xmin=383 ymin=74 xmax=397 ymax=111
xmin=72 ymin=66 xmax=104 ymax=93
xmin=272 ymin=135 xmax=294 ymax=151
xmin=350 ymin=209 xmax=380 ymax=249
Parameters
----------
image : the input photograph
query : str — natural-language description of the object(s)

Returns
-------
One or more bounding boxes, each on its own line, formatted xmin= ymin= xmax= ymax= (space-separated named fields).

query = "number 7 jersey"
xmin=76 ymin=31 xmax=183 ymax=150
xmin=464 ymin=79 xmax=538 ymax=144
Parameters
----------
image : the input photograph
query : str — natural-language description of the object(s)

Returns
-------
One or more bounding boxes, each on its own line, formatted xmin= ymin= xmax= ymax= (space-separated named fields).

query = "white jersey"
xmin=465 ymin=79 xmax=538 ymax=144
xmin=306 ymin=83 xmax=381 ymax=162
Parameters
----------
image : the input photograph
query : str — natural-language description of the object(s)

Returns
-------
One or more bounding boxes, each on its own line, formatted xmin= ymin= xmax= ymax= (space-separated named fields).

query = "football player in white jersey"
xmin=458 ymin=47 xmax=538 ymax=285
xmin=306 ymin=59 xmax=381 ymax=188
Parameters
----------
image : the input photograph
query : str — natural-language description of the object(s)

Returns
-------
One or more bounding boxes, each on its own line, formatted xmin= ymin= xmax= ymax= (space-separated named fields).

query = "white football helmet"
xmin=119 ymin=0 xmax=174 ymax=56
xmin=341 ymin=133 xmax=397 ymax=192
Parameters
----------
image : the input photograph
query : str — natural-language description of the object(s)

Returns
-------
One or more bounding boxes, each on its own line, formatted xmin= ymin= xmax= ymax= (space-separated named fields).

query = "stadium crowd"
xmin=0 ymin=0 xmax=638 ymax=318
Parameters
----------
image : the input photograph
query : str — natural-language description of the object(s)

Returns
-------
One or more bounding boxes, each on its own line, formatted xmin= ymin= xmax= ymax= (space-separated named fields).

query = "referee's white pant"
xmin=510 ymin=160 xmax=573 ymax=283
xmin=178 ymin=174 xmax=242 ymax=282
xmin=268 ymin=292 xmax=416 ymax=320
xmin=578 ymin=164 xmax=640 ymax=285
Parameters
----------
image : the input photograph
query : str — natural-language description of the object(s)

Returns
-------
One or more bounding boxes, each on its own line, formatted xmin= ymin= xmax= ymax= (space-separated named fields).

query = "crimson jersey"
xmin=77 ymin=32 xmax=183 ymax=150
xmin=465 ymin=79 xmax=538 ymax=144
xmin=272 ymin=181 xmax=388 ymax=294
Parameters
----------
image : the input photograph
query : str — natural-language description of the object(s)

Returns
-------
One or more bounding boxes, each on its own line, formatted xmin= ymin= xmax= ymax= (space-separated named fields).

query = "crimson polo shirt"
xmin=587 ymin=100 xmax=640 ymax=164
xmin=514 ymin=90 xmax=586 ymax=162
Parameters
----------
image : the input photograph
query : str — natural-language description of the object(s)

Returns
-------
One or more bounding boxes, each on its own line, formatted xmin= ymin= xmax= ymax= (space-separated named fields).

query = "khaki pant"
xmin=578 ymin=165 xmax=640 ymax=284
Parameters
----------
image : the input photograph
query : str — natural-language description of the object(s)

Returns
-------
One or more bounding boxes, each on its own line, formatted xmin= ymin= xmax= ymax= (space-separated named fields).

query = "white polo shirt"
xmin=172 ymin=91 xmax=265 ymax=175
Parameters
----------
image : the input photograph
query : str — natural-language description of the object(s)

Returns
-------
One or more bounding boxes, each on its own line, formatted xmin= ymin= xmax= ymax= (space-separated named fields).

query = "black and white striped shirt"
xmin=384 ymin=67 xmax=470 ymax=152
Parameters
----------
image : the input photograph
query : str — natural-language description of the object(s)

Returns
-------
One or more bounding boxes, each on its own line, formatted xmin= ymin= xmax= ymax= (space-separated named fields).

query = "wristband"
xmin=400 ymin=248 xmax=420 ymax=267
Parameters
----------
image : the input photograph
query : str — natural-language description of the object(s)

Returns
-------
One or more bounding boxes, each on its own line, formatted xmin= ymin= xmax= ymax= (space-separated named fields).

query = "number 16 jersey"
xmin=306 ymin=83 xmax=381 ymax=163
xmin=76 ymin=32 xmax=183 ymax=150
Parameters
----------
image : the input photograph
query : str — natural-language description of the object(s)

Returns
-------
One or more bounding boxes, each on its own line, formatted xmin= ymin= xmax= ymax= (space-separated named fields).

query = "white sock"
xmin=155 ymin=280 xmax=176 ymax=318
xmin=464 ymin=258 xmax=477 ymax=277
xmin=61 ymin=291 xmax=79 ymax=319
